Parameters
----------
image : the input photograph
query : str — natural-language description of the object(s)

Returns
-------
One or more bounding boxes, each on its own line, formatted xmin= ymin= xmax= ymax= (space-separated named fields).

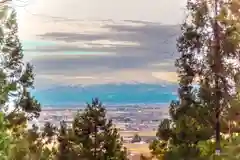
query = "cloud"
xmin=152 ymin=72 xmax=178 ymax=83
xmin=17 ymin=0 xmax=186 ymax=26
xmin=36 ymin=23 xmax=179 ymax=52
xmin=29 ymin=22 xmax=179 ymax=67
xmin=35 ymin=70 xmax=178 ymax=87
xmin=22 ymin=20 xmax=181 ymax=87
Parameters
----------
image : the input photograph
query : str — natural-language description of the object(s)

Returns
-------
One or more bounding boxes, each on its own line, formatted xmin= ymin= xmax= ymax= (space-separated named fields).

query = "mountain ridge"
xmin=31 ymin=83 xmax=178 ymax=106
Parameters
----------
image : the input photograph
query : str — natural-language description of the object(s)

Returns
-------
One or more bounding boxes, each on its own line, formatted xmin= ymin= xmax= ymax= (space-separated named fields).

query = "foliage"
xmin=0 ymin=71 xmax=12 ymax=106
xmin=194 ymin=135 xmax=240 ymax=160
xmin=149 ymin=139 xmax=168 ymax=160
xmin=7 ymin=122 xmax=56 ymax=160
xmin=140 ymin=154 xmax=153 ymax=160
xmin=220 ymin=135 xmax=240 ymax=159
xmin=131 ymin=133 xmax=142 ymax=143
xmin=149 ymin=0 xmax=240 ymax=159
xmin=0 ymin=1 xmax=41 ymax=125
xmin=0 ymin=113 xmax=12 ymax=160
xmin=55 ymin=120 xmax=78 ymax=160
xmin=0 ymin=3 xmax=49 ymax=159
xmin=68 ymin=98 xmax=128 ymax=160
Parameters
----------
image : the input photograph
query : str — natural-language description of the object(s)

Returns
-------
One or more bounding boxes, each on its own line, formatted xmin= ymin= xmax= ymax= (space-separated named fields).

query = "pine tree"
xmin=221 ymin=134 xmax=240 ymax=159
xmin=0 ymin=2 xmax=53 ymax=160
xmin=7 ymin=122 xmax=57 ymax=160
xmin=0 ymin=1 xmax=41 ymax=127
xmin=101 ymin=119 xmax=128 ymax=160
xmin=140 ymin=154 xmax=153 ymax=160
xmin=177 ymin=0 xmax=240 ymax=154
xmin=131 ymin=133 xmax=142 ymax=143
xmin=0 ymin=3 xmax=23 ymax=159
xmin=71 ymin=98 xmax=128 ymax=160
xmin=0 ymin=112 xmax=12 ymax=160
xmin=0 ymin=71 xmax=8 ymax=105
xmin=56 ymin=121 xmax=78 ymax=160
xmin=150 ymin=0 xmax=240 ymax=159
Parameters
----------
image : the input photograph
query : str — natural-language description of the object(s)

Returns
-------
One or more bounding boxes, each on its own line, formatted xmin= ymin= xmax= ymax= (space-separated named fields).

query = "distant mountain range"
xmin=31 ymin=83 xmax=178 ymax=107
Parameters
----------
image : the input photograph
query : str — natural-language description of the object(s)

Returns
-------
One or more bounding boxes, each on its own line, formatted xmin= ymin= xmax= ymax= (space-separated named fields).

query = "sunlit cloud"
xmin=13 ymin=0 xmax=186 ymax=89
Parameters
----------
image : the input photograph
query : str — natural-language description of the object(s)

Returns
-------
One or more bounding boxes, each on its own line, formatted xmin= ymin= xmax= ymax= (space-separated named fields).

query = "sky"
xmin=12 ymin=0 xmax=186 ymax=89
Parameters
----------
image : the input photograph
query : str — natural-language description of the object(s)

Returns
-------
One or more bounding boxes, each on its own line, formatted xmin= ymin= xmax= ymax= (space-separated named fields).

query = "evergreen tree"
xmin=0 ymin=71 xmax=9 ymax=105
xmin=71 ymin=98 xmax=128 ymax=160
xmin=140 ymin=154 xmax=153 ymax=160
xmin=0 ymin=2 xmax=52 ymax=160
xmin=0 ymin=112 xmax=12 ymax=160
xmin=221 ymin=134 xmax=240 ymax=159
xmin=101 ymin=119 xmax=128 ymax=160
xmin=7 ymin=122 xmax=56 ymax=160
xmin=0 ymin=0 xmax=40 ymax=127
xmin=56 ymin=120 xmax=78 ymax=160
xmin=131 ymin=133 xmax=142 ymax=143
xmin=149 ymin=139 xmax=168 ymax=160
xmin=132 ymin=134 xmax=142 ymax=143
xmin=150 ymin=0 xmax=240 ymax=159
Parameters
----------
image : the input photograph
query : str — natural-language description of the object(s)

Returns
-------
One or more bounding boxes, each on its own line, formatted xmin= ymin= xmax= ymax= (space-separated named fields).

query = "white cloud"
xmin=15 ymin=0 xmax=186 ymax=39
xmin=152 ymin=72 xmax=178 ymax=83
xmin=35 ymin=69 xmax=178 ymax=86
